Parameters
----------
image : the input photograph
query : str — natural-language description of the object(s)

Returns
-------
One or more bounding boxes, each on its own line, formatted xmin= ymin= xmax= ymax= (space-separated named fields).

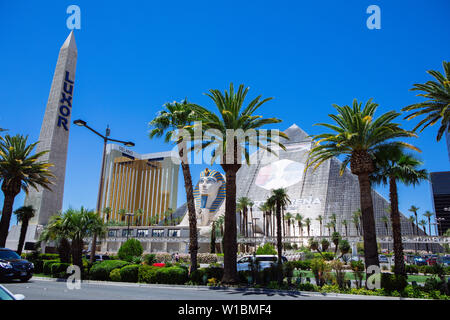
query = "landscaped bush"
xmin=419 ymin=265 xmax=434 ymax=275
xmin=197 ymin=253 xmax=218 ymax=264
xmin=256 ymin=243 xmax=277 ymax=255
xmin=138 ymin=265 xmax=188 ymax=284
xmin=119 ymin=265 xmax=140 ymax=282
xmin=297 ymin=282 xmax=317 ymax=292
xmin=50 ymin=262 xmax=71 ymax=278
xmin=292 ymin=260 xmax=311 ymax=270
xmin=311 ymin=258 xmax=331 ymax=287
xmin=154 ymin=252 xmax=172 ymax=263
xmin=89 ymin=260 xmax=129 ymax=281
xmin=117 ymin=239 xmax=143 ymax=262
xmin=109 ymin=268 xmax=121 ymax=282
xmin=39 ymin=253 xmax=60 ymax=260
xmin=43 ymin=259 xmax=60 ymax=275
xmin=143 ymin=254 xmax=156 ymax=265
xmin=321 ymin=252 xmax=335 ymax=261
xmin=381 ymin=273 xmax=408 ymax=293
xmin=405 ymin=264 xmax=419 ymax=274
xmin=189 ymin=267 xmax=224 ymax=285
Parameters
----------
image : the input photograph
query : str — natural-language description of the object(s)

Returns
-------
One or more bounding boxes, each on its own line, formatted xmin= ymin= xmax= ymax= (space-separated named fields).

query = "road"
xmin=2 ymin=277 xmax=403 ymax=300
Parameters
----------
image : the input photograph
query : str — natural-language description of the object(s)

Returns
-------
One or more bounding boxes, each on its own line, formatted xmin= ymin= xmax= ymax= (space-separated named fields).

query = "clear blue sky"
xmin=1 ymin=1 xmax=449 ymax=231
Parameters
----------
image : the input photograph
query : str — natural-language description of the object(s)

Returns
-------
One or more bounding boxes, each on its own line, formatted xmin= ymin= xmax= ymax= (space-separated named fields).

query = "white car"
xmin=237 ymin=255 xmax=287 ymax=272
xmin=0 ymin=285 xmax=25 ymax=300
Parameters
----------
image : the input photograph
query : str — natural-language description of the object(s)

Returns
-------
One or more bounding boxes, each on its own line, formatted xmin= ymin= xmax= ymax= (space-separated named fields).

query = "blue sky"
xmin=1 ymin=1 xmax=449 ymax=232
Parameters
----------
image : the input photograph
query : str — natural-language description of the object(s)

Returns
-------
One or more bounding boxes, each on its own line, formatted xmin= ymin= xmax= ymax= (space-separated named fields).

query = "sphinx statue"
xmin=179 ymin=168 xmax=226 ymax=236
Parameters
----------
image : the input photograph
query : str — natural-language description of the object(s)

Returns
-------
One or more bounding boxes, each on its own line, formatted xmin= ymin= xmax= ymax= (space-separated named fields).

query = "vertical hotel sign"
xmin=57 ymin=71 xmax=74 ymax=131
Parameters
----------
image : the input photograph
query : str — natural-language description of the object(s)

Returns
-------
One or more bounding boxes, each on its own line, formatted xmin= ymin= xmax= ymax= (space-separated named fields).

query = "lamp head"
xmin=73 ymin=119 xmax=86 ymax=127
xmin=124 ymin=141 xmax=135 ymax=147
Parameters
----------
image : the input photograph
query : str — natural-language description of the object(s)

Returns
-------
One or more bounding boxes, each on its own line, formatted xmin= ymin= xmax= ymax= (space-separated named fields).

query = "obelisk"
xmin=25 ymin=31 xmax=78 ymax=226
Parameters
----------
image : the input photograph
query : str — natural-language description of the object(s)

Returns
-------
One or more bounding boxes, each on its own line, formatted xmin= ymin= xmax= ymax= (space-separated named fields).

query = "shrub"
xmin=117 ymin=239 xmax=143 ymax=262
xmin=310 ymin=258 xmax=331 ymax=287
xmin=109 ymin=269 xmax=121 ymax=282
xmin=50 ymin=262 xmax=71 ymax=278
xmin=293 ymin=260 xmax=311 ymax=270
xmin=197 ymin=253 xmax=218 ymax=264
xmin=119 ymin=265 xmax=140 ymax=282
xmin=405 ymin=264 xmax=419 ymax=274
xmin=256 ymin=243 xmax=277 ymax=255
xmin=321 ymin=252 xmax=335 ymax=261
xmin=297 ymin=282 xmax=317 ymax=291
xmin=39 ymin=253 xmax=60 ymax=260
xmin=190 ymin=267 xmax=224 ymax=285
xmin=43 ymin=259 xmax=60 ymax=275
xmin=350 ymin=260 xmax=365 ymax=288
xmin=154 ymin=252 xmax=172 ymax=263
xmin=138 ymin=265 xmax=188 ymax=284
xmin=381 ymin=273 xmax=408 ymax=293
xmin=419 ymin=265 xmax=434 ymax=275
xmin=89 ymin=260 xmax=129 ymax=281
xmin=143 ymin=254 xmax=156 ymax=265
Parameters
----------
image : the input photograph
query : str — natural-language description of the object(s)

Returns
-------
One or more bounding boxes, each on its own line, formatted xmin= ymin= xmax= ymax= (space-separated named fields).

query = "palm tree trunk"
xmin=16 ymin=219 xmax=29 ymax=255
xmin=276 ymin=202 xmax=283 ymax=285
xmin=221 ymin=164 xmax=239 ymax=284
xmin=178 ymin=141 xmax=198 ymax=273
xmin=0 ymin=191 xmax=18 ymax=247
xmin=357 ymin=173 xmax=380 ymax=271
xmin=59 ymin=238 xmax=71 ymax=263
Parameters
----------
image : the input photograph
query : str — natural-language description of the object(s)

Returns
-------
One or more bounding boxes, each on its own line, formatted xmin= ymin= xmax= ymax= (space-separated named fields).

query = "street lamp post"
xmin=73 ymin=119 xmax=134 ymax=263
xmin=125 ymin=212 xmax=134 ymax=240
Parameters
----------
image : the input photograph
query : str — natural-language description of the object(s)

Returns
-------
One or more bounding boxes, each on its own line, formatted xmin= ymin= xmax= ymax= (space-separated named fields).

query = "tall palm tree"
xmin=118 ymin=208 xmax=127 ymax=222
xmin=316 ymin=215 xmax=323 ymax=237
xmin=267 ymin=197 xmax=276 ymax=238
xmin=402 ymin=61 xmax=450 ymax=142
xmin=269 ymin=188 xmax=291 ymax=285
xmin=419 ymin=219 xmax=429 ymax=252
xmin=342 ymin=220 xmax=348 ymax=237
xmin=423 ymin=211 xmax=434 ymax=237
xmin=0 ymin=134 xmax=54 ymax=247
xmin=134 ymin=208 xmax=144 ymax=226
xmin=189 ymin=83 xmax=287 ymax=283
xmin=409 ymin=205 xmax=420 ymax=236
xmin=258 ymin=203 xmax=269 ymax=236
xmin=102 ymin=207 xmax=111 ymax=222
xmin=305 ymin=218 xmax=311 ymax=237
xmin=330 ymin=213 xmax=337 ymax=233
xmin=237 ymin=197 xmax=252 ymax=237
xmin=381 ymin=215 xmax=390 ymax=236
xmin=13 ymin=205 xmax=35 ymax=255
xmin=352 ymin=211 xmax=361 ymax=236
xmin=371 ymin=145 xmax=427 ymax=275
xmin=149 ymin=99 xmax=200 ymax=273
xmin=307 ymin=99 xmax=418 ymax=269
xmin=295 ymin=213 xmax=304 ymax=239
xmin=284 ymin=212 xmax=293 ymax=237
xmin=325 ymin=222 xmax=333 ymax=236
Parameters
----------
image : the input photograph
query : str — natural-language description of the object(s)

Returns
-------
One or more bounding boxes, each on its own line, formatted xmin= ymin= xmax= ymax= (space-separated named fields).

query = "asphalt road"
xmin=2 ymin=277 xmax=403 ymax=300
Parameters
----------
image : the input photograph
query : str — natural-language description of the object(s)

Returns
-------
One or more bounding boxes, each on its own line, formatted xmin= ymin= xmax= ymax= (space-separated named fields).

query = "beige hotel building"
xmin=100 ymin=144 xmax=179 ymax=225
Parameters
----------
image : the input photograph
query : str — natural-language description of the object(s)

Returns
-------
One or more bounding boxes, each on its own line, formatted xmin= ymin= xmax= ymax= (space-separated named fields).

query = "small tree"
xmin=117 ymin=239 xmax=144 ymax=262
xmin=331 ymin=232 xmax=341 ymax=256
xmin=14 ymin=205 xmax=35 ymax=255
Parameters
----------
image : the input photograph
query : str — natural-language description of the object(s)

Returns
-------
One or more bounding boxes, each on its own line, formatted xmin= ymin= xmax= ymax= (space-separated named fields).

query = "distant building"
xmin=100 ymin=144 xmax=179 ymax=225
xmin=430 ymin=171 xmax=450 ymax=235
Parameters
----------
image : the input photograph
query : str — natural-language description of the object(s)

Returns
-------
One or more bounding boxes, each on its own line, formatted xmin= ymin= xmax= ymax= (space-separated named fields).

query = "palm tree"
xmin=371 ymin=145 xmax=427 ymax=275
xmin=307 ymin=99 xmax=418 ymax=268
xmin=237 ymin=197 xmax=252 ymax=237
xmin=423 ymin=211 xmax=434 ymax=237
xmin=149 ymin=99 xmax=200 ymax=273
xmin=134 ymin=208 xmax=144 ymax=226
xmin=305 ymin=218 xmax=311 ymax=237
xmin=0 ymin=134 xmax=54 ymax=247
xmin=381 ymin=215 xmax=390 ymax=236
xmin=102 ymin=207 xmax=111 ymax=222
xmin=316 ymin=215 xmax=323 ymax=237
xmin=284 ymin=212 xmax=293 ymax=238
xmin=13 ymin=206 xmax=35 ymax=255
xmin=64 ymin=207 xmax=106 ymax=269
xmin=402 ymin=61 xmax=450 ymax=142
xmin=189 ymin=83 xmax=287 ymax=283
xmin=267 ymin=197 xmax=276 ymax=238
xmin=325 ymin=222 xmax=333 ymax=236
xmin=330 ymin=213 xmax=337 ymax=233
xmin=409 ymin=205 xmax=420 ymax=236
xmin=39 ymin=214 xmax=71 ymax=263
xmin=342 ymin=220 xmax=348 ymax=237
xmin=258 ymin=203 xmax=269 ymax=236
xmin=419 ymin=219 xmax=429 ymax=252
xmin=270 ymin=188 xmax=291 ymax=285
xmin=118 ymin=208 xmax=127 ymax=222
xmin=295 ymin=213 xmax=304 ymax=239
xmin=352 ymin=211 xmax=361 ymax=236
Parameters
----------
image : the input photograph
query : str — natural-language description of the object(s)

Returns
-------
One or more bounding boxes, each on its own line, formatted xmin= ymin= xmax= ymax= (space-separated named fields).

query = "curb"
xmin=30 ymin=276 xmax=418 ymax=300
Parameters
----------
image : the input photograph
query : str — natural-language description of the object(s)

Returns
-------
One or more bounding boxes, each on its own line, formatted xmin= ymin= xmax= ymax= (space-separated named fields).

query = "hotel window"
xmin=151 ymin=229 xmax=165 ymax=237
xmin=108 ymin=229 xmax=118 ymax=237
xmin=137 ymin=229 xmax=149 ymax=238
xmin=168 ymin=229 xmax=180 ymax=237
xmin=122 ymin=229 xmax=135 ymax=237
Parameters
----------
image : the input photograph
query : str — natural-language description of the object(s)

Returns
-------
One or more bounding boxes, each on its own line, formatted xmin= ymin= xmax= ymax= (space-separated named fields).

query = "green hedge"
xmin=50 ymin=263 xmax=71 ymax=278
xmin=381 ymin=273 xmax=408 ymax=292
xmin=189 ymin=267 xmax=224 ymax=285
xmin=119 ymin=265 xmax=140 ymax=282
xmin=138 ymin=265 xmax=188 ymax=284
xmin=43 ymin=259 xmax=60 ymax=275
xmin=110 ymin=269 xmax=121 ymax=282
xmin=89 ymin=260 xmax=129 ymax=281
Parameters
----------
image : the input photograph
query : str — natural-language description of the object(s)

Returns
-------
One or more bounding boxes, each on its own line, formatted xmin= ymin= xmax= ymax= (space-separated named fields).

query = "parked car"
xmin=437 ymin=256 xmax=450 ymax=266
xmin=0 ymin=248 xmax=34 ymax=282
xmin=237 ymin=255 xmax=287 ymax=272
xmin=413 ymin=256 xmax=427 ymax=266
xmin=0 ymin=284 xmax=25 ymax=300
xmin=85 ymin=254 xmax=111 ymax=262
xmin=378 ymin=255 xmax=389 ymax=263
xmin=426 ymin=257 xmax=437 ymax=265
